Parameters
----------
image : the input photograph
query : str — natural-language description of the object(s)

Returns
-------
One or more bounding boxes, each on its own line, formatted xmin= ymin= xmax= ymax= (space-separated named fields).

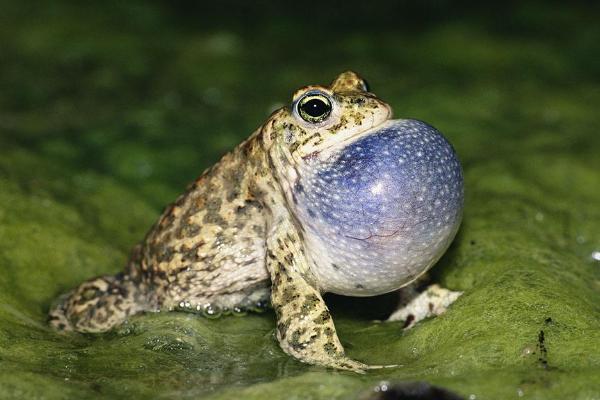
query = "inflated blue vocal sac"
xmin=293 ymin=119 xmax=464 ymax=296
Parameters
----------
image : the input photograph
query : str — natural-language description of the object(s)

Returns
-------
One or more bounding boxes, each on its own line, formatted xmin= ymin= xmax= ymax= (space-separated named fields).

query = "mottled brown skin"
xmin=49 ymin=71 xmax=394 ymax=372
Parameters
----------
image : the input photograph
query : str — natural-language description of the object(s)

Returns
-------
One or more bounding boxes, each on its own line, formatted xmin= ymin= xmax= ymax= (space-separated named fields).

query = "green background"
xmin=0 ymin=1 xmax=599 ymax=399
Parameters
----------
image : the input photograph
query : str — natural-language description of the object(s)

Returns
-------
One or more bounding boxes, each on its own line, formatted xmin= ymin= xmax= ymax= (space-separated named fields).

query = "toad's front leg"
xmin=266 ymin=218 xmax=392 ymax=373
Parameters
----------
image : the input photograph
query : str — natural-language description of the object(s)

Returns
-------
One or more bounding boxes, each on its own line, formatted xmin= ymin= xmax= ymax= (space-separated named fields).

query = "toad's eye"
xmin=296 ymin=92 xmax=332 ymax=123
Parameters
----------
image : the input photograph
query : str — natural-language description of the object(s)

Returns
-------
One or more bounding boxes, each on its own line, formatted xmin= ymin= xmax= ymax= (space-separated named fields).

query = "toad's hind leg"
xmin=48 ymin=273 xmax=154 ymax=333
xmin=267 ymin=218 xmax=394 ymax=373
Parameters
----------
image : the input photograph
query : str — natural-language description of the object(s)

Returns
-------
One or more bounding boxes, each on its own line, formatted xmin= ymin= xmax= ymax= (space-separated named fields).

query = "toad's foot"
xmin=48 ymin=273 xmax=154 ymax=333
xmin=329 ymin=359 xmax=398 ymax=374
xmin=387 ymin=284 xmax=462 ymax=329
xmin=267 ymin=218 xmax=391 ymax=373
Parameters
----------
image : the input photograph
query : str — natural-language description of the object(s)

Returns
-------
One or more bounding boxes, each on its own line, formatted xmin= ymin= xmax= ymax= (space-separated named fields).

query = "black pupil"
xmin=301 ymin=98 xmax=329 ymax=118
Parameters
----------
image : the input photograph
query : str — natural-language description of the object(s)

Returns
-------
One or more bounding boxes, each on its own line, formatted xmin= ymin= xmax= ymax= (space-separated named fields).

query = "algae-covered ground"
xmin=1 ymin=1 xmax=599 ymax=399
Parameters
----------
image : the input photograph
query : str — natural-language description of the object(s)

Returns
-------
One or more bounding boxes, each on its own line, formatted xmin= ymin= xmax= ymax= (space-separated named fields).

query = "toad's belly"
xmin=293 ymin=119 xmax=463 ymax=296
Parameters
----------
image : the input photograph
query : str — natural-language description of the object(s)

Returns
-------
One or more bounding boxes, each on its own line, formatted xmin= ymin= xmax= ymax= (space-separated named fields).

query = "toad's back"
xmin=50 ymin=137 xmax=275 ymax=331
xmin=137 ymin=145 xmax=273 ymax=313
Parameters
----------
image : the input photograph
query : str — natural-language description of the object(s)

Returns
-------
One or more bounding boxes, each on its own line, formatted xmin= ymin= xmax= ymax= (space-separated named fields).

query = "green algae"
xmin=0 ymin=1 xmax=599 ymax=399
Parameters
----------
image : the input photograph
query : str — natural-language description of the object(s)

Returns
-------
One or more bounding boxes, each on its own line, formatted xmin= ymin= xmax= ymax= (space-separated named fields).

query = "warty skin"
xmin=49 ymin=71 xmax=464 ymax=372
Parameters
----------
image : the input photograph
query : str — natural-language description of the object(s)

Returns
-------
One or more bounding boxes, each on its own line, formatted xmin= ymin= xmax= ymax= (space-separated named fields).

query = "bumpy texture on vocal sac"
xmin=49 ymin=71 xmax=464 ymax=372
xmin=294 ymin=120 xmax=463 ymax=296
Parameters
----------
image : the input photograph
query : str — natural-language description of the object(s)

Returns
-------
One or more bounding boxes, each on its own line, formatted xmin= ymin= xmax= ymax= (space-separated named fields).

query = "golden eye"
xmin=296 ymin=92 xmax=332 ymax=123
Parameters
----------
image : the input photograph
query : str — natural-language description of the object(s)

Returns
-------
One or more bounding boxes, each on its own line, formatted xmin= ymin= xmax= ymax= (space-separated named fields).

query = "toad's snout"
xmin=294 ymin=119 xmax=464 ymax=296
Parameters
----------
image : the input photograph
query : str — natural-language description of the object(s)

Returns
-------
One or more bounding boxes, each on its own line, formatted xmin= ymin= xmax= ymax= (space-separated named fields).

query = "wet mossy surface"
xmin=1 ymin=1 xmax=599 ymax=399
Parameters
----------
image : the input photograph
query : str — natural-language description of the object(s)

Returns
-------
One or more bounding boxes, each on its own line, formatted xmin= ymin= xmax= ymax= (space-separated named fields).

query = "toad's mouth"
xmin=300 ymin=117 xmax=398 ymax=162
